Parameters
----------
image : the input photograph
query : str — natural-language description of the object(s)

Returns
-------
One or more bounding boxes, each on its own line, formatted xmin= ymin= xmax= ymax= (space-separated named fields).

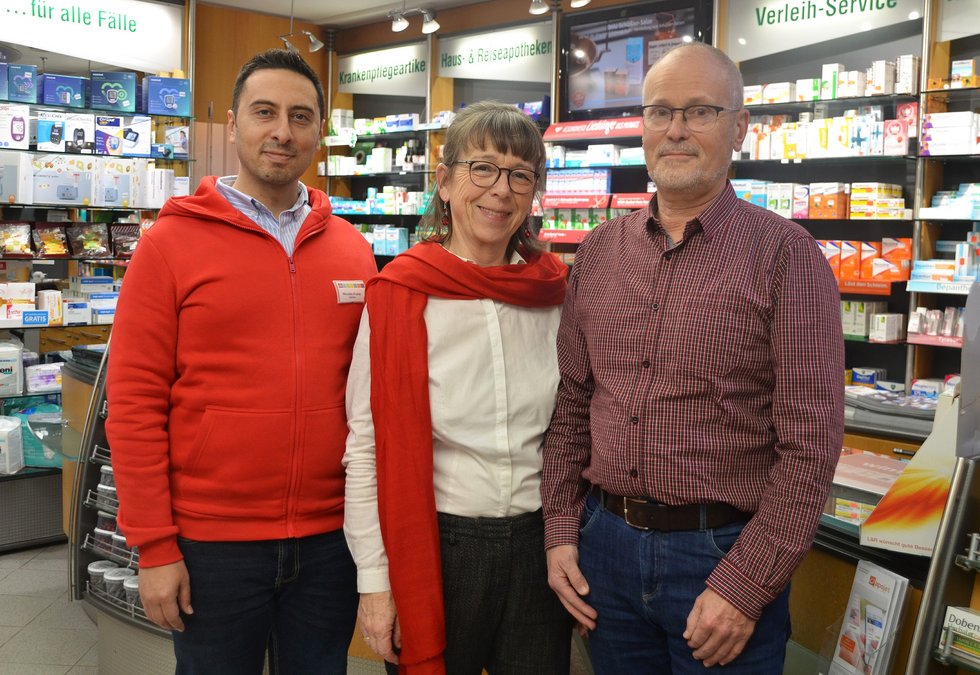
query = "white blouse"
xmin=343 ymin=292 xmax=561 ymax=593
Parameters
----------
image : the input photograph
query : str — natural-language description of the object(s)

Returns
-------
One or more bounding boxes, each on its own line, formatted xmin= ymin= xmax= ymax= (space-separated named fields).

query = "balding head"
xmin=644 ymin=43 xmax=744 ymax=110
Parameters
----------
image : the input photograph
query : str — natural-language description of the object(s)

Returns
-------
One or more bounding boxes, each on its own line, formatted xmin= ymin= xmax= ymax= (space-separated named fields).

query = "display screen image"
xmin=566 ymin=7 xmax=696 ymax=116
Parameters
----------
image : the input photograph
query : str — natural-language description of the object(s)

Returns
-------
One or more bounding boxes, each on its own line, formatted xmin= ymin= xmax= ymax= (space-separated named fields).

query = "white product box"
xmin=852 ymin=366 xmax=885 ymax=386
xmin=94 ymin=157 xmax=134 ymax=208
xmin=25 ymin=363 xmax=62 ymax=393
xmin=868 ymin=60 xmax=896 ymax=95
xmin=0 ymin=342 xmax=23 ymax=396
xmin=911 ymin=378 xmax=943 ymax=399
xmin=1 ymin=282 xmax=35 ymax=302
xmin=81 ymin=292 xmax=118 ymax=309
xmin=36 ymin=111 xmax=67 ymax=152
xmin=120 ymin=116 xmax=152 ymax=157
xmin=586 ymin=144 xmax=624 ymax=166
xmin=0 ymin=416 xmax=24 ymax=475
xmin=61 ymin=301 xmax=90 ymax=325
xmin=796 ymin=78 xmax=821 ymax=102
xmin=0 ymin=150 xmax=34 ymax=204
xmin=896 ymin=55 xmax=920 ymax=94
xmin=64 ymin=113 xmax=95 ymax=154
xmin=36 ymin=290 xmax=62 ymax=326
xmin=32 ymin=155 xmax=96 ymax=206
xmin=91 ymin=308 xmax=115 ymax=325
xmin=139 ymin=168 xmax=175 ymax=209
xmin=0 ymin=104 xmax=31 ymax=151
xmin=923 ymin=111 xmax=978 ymax=128
xmin=870 ymin=313 xmax=905 ymax=342
xmin=173 ymin=176 xmax=190 ymax=197
xmin=743 ymin=85 xmax=763 ymax=106
xmin=763 ymin=82 xmax=795 ymax=104
xmin=821 ymin=63 xmax=845 ymax=100
xmin=69 ymin=276 xmax=115 ymax=293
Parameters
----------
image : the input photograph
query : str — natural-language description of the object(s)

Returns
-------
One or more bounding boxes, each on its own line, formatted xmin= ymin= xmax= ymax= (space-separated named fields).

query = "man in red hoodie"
xmin=106 ymin=49 xmax=376 ymax=674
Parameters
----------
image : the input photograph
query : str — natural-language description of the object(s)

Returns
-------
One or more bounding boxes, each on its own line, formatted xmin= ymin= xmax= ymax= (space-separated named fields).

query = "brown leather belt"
xmin=591 ymin=486 xmax=752 ymax=532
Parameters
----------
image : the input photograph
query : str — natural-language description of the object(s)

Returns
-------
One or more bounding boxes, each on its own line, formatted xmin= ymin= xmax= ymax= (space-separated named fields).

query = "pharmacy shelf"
xmin=838 ymin=279 xmax=896 ymax=296
xmin=907 ymin=334 xmax=963 ymax=349
xmin=933 ymin=648 xmax=980 ymax=673
xmin=733 ymin=155 xmax=915 ymax=165
xmin=906 ymin=280 xmax=974 ymax=295
xmin=743 ymin=93 xmax=916 ymax=116
xmin=0 ymin=391 xmax=61 ymax=402
xmin=922 ymin=85 xmax=980 ymax=100
xmin=6 ymin=101 xmax=193 ymax=121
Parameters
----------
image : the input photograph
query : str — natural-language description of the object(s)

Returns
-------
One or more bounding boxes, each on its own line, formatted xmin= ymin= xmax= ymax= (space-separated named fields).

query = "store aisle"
xmin=0 ymin=544 xmax=593 ymax=675
xmin=0 ymin=543 xmax=97 ymax=675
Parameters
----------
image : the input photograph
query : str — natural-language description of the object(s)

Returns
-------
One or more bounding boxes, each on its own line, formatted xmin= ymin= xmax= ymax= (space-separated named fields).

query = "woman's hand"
xmin=358 ymin=591 xmax=401 ymax=663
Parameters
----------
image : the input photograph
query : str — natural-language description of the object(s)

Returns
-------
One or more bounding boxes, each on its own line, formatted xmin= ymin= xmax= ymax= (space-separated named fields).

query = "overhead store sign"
xmin=0 ymin=0 xmax=183 ymax=72
xmin=938 ymin=0 xmax=980 ymax=42
xmin=726 ymin=0 xmax=923 ymax=63
xmin=338 ymin=43 xmax=428 ymax=96
xmin=438 ymin=22 xmax=552 ymax=83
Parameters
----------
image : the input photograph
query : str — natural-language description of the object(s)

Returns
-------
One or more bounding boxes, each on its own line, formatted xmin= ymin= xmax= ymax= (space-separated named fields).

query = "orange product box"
xmin=820 ymin=240 xmax=841 ymax=278
xmin=839 ymin=240 xmax=861 ymax=279
xmin=882 ymin=237 xmax=912 ymax=262
xmin=809 ymin=183 xmax=850 ymax=219
xmin=860 ymin=241 xmax=881 ymax=279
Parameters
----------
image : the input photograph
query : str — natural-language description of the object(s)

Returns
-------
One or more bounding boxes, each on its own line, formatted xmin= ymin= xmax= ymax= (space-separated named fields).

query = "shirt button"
xmin=630 ymin=416 xmax=639 ymax=425
xmin=664 ymin=253 xmax=672 ymax=261
xmin=651 ymin=303 xmax=659 ymax=311
xmin=642 ymin=360 xmax=651 ymax=368
xmin=629 ymin=468 xmax=639 ymax=478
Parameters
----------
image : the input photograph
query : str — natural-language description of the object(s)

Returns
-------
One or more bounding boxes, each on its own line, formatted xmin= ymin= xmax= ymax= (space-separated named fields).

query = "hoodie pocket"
xmin=174 ymin=407 xmax=292 ymax=518
xmin=293 ymin=403 xmax=348 ymax=518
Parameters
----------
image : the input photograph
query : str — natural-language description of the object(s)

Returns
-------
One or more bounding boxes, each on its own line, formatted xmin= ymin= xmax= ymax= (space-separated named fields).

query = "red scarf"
xmin=366 ymin=242 xmax=567 ymax=674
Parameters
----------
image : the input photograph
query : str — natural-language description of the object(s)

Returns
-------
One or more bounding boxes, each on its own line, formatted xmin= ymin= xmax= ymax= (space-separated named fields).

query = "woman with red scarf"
xmin=344 ymin=101 xmax=572 ymax=674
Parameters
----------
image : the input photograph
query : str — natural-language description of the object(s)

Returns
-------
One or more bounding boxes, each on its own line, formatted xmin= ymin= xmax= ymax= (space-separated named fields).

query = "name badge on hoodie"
xmin=333 ymin=280 xmax=365 ymax=304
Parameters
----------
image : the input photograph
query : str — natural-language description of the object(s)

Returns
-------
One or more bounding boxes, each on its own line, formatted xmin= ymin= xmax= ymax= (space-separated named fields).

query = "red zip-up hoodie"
xmin=106 ymin=177 xmax=377 ymax=568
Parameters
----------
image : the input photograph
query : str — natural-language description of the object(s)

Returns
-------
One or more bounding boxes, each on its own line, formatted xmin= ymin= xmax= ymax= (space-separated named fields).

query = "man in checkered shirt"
xmin=542 ymin=43 xmax=844 ymax=675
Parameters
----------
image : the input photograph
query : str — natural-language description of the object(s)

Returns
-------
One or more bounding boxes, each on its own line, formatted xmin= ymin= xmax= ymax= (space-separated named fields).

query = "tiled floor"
xmin=0 ymin=543 xmax=592 ymax=675
xmin=0 ymin=542 xmax=97 ymax=675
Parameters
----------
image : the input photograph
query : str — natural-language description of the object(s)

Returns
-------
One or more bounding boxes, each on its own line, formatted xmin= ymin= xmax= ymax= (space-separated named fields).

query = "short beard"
xmin=651 ymin=161 xmax=728 ymax=193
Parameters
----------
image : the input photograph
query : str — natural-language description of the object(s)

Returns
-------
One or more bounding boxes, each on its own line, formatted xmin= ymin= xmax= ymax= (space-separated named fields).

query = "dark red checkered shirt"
xmin=542 ymin=183 xmax=844 ymax=620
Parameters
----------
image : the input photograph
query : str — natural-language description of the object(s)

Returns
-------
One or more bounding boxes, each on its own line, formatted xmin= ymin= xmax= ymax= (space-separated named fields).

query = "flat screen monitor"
xmin=560 ymin=1 xmax=713 ymax=121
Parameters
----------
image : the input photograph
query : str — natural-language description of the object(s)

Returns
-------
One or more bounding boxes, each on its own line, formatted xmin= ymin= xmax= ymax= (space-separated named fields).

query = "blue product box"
xmin=41 ymin=74 xmax=87 ymax=108
xmin=7 ymin=65 xmax=37 ymax=103
xmin=21 ymin=311 xmax=49 ymax=327
xmin=151 ymin=143 xmax=174 ymax=159
xmin=142 ymin=77 xmax=191 ymax=116
xmin=95 ymin=115 xmax=124 ymax=155
xmin=90 ymin=72 xmax=137 ymax=113
xmin=0 ymin=64 xmax=7 ymax=101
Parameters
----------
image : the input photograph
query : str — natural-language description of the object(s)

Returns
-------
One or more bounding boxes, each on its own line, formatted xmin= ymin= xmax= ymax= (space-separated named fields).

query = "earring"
xmin=441 ymin=201 xmax=451 ymax=230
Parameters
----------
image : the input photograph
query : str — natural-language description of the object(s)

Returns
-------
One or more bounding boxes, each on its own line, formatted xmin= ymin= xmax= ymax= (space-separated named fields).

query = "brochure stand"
xmin=905 ymin=282 xmax=980 ymax=674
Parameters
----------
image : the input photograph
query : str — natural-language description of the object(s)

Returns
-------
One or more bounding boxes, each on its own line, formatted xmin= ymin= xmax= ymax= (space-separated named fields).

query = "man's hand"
xmin=139 ymin=560 xmax=192 ymax=632
xmin=683 ymin=587 xmax=757 ymax=667
xmin=358 ymin=591 xmax=400 ymax=664
xmin=546 ymin=545 xmax=597 ymax=631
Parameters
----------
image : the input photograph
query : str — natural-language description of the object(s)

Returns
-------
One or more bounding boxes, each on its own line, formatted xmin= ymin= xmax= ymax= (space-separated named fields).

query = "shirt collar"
xmin=441 ymin=245 xmax=527 ymax=265
xmin=216 ymin=176 xmax=309 ymax=216
xmin=645 ymin=181 xmax=738 ymax=243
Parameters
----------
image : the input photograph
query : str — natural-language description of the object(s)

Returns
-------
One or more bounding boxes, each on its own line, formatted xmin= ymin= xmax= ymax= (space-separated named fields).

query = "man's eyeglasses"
xmin=641 ymin=104 xmax=739 ymax=133
xmin=452 ymin=160 xmax=539 ymax=194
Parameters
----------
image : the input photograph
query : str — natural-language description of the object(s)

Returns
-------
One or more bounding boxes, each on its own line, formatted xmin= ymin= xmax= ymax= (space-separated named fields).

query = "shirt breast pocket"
xmin=679 ymin=297 xmax=768 ymax=379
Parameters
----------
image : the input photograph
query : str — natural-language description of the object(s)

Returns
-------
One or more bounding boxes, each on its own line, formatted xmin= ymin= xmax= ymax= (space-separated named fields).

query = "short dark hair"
xmin=231 ymin=48 xmax=325 ymax=120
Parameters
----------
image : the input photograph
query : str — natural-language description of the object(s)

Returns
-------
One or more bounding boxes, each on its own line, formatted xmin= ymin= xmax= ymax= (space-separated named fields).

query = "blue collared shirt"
xmin=215 ymin=176 xmax=312 ymax=256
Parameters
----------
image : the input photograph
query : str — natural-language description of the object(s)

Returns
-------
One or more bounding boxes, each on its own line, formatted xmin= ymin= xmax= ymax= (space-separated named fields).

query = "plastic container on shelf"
xmin=0 ymin=415 xmax=24 ymax=475
xmin=0 ymin=342 xmax=24 ymax=396
xmin=96 ymin=483 xmax=117 ymax=508
xmin=92 ymin=527 xmax=114 ymax=552
xmin=87 ymin=560 xmax=118 ymax=592
xmin=111 ymin=532 xmax=128 ymax=552
xmin=103 ymin=568 xmax=135 ymax=601
xmin=123 ymin=575 xmax=141 ymax=608
xmin=94 ymin=510 xmax=116 ymax=532
xmin=99 ymin=464 xmax=114 ymax=488
xmin=25 ymin=363 xmax=64 ymax=394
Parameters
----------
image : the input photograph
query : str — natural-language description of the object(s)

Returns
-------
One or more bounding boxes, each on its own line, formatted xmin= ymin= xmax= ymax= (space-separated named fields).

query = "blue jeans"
xmin=172 ymin=530 xmax=358 ymax=675
xmin=578 ymin=494 xmax=790 ymax=675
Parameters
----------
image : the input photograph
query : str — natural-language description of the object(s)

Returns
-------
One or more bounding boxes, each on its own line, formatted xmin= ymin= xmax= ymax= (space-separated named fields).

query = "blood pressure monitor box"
xmin=40 ymin=74 xmax=87 ymax=108
xmin=120 ymin=116 xmax=152 ymax=157
xmin=7 ymin=65 xmax=37 ymax=104
xmin=95 ymin=116 xmax=125 ymax=156
xmin=142 ymin=77 xmax=191 ymax=117
xmin=90 ymin=72 xmax=137 ymax=113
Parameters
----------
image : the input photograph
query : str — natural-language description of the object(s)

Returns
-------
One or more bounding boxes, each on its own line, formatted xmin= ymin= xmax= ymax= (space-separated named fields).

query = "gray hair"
xmin=646 ymin=42 xmax=744 ymax=110
xmin=419 ymin=101 xmax=545 ymax=253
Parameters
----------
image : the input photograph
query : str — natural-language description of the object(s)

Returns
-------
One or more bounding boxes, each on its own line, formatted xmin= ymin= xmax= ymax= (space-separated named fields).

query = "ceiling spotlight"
xmin=302 ymin=30 xmax=324 ymax=52
xmin=569 ymin=0 xmax=591 ymax=7
xmin=389 ymin=12 xmax=409 ymax=32
xmin=421 ymin=10 xmax=440 ymax=34
xmin=529 ymin=0 xmax=549 ymax=15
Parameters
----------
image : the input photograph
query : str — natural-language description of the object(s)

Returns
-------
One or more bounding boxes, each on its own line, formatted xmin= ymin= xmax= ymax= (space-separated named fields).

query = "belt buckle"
xmin=622 ymin=497 xmax=651 ymax=531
